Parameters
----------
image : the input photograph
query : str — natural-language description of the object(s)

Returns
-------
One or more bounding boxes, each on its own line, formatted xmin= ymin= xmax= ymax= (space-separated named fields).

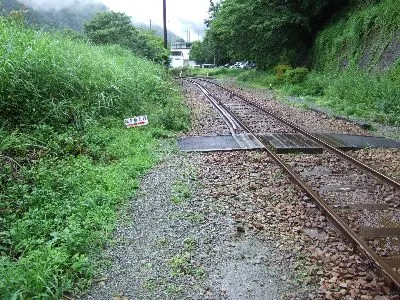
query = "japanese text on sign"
xmin=124 ymin=115 xmax=148 ymax=128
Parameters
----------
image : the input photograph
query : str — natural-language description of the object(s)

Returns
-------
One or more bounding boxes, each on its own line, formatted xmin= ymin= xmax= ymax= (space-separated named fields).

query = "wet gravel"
xmin=82 ymin=150 xmax=396 ymax=299
xmin=82 ymin=153 xmax=319 ymax=300
xmin=180 ymin=81 xmax=231 ymax=136
xmin=82 ymin=79 xmax=400 ymax=299
xmin=348 ymin=149 xmax=400 ymax=182
xmin=193 ymin=151 xmax=399 ymax=299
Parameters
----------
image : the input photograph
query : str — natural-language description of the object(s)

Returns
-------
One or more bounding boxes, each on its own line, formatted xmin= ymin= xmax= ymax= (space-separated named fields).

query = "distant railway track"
xmin=184 ymin=77 xmax=400 ymax=292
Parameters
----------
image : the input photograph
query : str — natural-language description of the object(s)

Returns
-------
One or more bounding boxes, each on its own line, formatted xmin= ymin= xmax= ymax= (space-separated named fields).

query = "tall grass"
xmin=0 ymin=17 xmax=189 ymax=298
xmin=0 ymin=18 xmax=188 ymax=131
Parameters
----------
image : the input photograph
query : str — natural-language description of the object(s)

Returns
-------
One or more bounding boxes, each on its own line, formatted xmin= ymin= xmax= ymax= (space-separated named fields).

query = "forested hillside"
xmin=190 ymin=0 xmax=399 ymax=126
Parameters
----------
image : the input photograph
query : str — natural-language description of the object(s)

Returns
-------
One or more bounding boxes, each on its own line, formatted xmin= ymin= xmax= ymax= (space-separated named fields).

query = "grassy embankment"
xmin=188 ymin=0 xmax=400 ymax=126
xmin=0 ymin=18 xmax=189 ymax=298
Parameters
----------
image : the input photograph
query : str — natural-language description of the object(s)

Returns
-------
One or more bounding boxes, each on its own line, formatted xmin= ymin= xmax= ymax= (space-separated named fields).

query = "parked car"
xmin=202 ymin=64 xmax=215 ymax=68
xmin=229 ymin=61 xmax=243 ymax=68
xmin=242 ymin=61 xmax=256 ymax=69
xmin=229 ymin=61 xmax=256 ymax=69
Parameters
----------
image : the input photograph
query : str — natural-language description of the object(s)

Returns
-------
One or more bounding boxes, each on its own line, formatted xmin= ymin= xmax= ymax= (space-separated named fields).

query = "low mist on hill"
xmin=17 ymin=0 xmax=102 ymax=11
xmin=1 ymin=0 xmax=108 ymax=31
xmin=1 ymin=0 xmax=183 ymax=40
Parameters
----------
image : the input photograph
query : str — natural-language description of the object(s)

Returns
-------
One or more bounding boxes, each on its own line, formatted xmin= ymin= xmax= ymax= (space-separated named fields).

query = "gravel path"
xmin=82 ymin=79 xmax=399 ymax=299
xmin=82 ymin=152 xmax=319 ymax=299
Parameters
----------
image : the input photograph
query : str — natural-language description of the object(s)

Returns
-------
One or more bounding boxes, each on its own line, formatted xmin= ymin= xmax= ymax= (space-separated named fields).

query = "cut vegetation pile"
xmin=0 ymin=17 xmax=189 ymax=298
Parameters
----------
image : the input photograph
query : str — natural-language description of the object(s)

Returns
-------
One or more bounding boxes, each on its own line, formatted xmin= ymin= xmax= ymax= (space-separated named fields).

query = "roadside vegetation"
xmin=189 ymin=0 xmax=400 ymax=126
xmin=0 ymin=15 xmax=188 ymax=298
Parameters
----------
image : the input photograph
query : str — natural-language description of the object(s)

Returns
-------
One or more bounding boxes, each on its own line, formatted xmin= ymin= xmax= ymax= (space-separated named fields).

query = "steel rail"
xmin=195 ymin=77 xmax=400 ymax=190
xmin=189 ymin=80 xmax=240 ymax=134
xmin=187 ymin=78 xmax=400 ymax=290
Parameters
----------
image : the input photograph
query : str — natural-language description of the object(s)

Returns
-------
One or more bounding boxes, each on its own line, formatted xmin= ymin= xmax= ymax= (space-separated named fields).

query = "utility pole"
xmin=163 ymin=0 xmax=167 ymax=49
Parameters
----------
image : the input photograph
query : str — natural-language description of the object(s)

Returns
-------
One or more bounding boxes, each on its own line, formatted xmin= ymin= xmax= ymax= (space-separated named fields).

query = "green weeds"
xmin=170 ymin=164 xmax=197 ymax=204
xmin=169 ymin=252 xmax=192 ymax=276
xmin=168 ymin=252 xmax=204 ymax=279
xmin=171 ymin=180 xmax=192 ymax=204
xmin=183 ymin=237 xmax=197 ymax=252
xmin=157 ymin=238 xmax=169 ymax=248
xmin=314 ymin=0 xmax=400 ymax=73
xmin=185 ymin=212 xmax=205 ymax=224
xmin=144 ymin=277 xmax=158 ymax=292
xmin=0 ymin=18 xmax=189 ymax=132
xmin=168 ymin=236 xmax=205 ymax=280
xmin=165 ymin=283 xmax=183 ymax=295
xmin=0 ymin=124 xmax=158 ymax=298
xmin=167 ymin=212 xmax=205 ymax=224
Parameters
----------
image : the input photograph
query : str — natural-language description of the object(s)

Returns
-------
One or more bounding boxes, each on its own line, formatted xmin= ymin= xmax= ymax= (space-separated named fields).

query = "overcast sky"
xmin=20 ymin=0 xmax=212 ymax=40
xmin=101 ymin=0 xmax=211 ymax=40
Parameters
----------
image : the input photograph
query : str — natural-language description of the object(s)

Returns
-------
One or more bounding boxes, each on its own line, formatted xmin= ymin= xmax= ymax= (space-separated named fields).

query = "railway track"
xmin=184 ymin=77 xmax=400 ymax=292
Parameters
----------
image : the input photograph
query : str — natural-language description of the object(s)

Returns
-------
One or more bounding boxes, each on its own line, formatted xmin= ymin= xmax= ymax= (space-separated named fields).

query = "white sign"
xmin=124 ymin=115 xmax=148 ymax=128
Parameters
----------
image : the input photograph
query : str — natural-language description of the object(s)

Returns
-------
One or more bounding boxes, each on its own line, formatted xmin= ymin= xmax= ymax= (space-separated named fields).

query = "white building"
xmin=169 ymin=41 xmax=195 ymax=68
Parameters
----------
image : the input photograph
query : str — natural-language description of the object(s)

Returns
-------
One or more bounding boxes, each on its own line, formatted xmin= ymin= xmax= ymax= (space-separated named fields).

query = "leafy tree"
xmin=189 ymin=41 xmax=206 ymax=63
xmin=84 ymin=11 xmax=137 ymax=46
xmin=84 ymin=11 xmax=169 ymax=64
xmin=202 ymin=0 xmax=349 ymax=69
xmin=138 ymin=29 xmax=170 ymax=64
xmin=190 ymin=0 xmax=230 ymax=65
xmin=189 ymin=35 xmax=230 ymax=65
xmin=204 ymin=0 xmax=222 ymax=28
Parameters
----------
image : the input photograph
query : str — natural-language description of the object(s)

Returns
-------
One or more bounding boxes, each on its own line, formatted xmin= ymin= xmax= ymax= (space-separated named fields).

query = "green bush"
xmin=273 ymin=64 xmax=292 ymax=77
xmin=169 ymin=66 xmax=190 ymax=77
xmin=236 ymin=70 xmax=278 ymax=87
xmin=281 ymin=67 xmax=309 ymax=84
